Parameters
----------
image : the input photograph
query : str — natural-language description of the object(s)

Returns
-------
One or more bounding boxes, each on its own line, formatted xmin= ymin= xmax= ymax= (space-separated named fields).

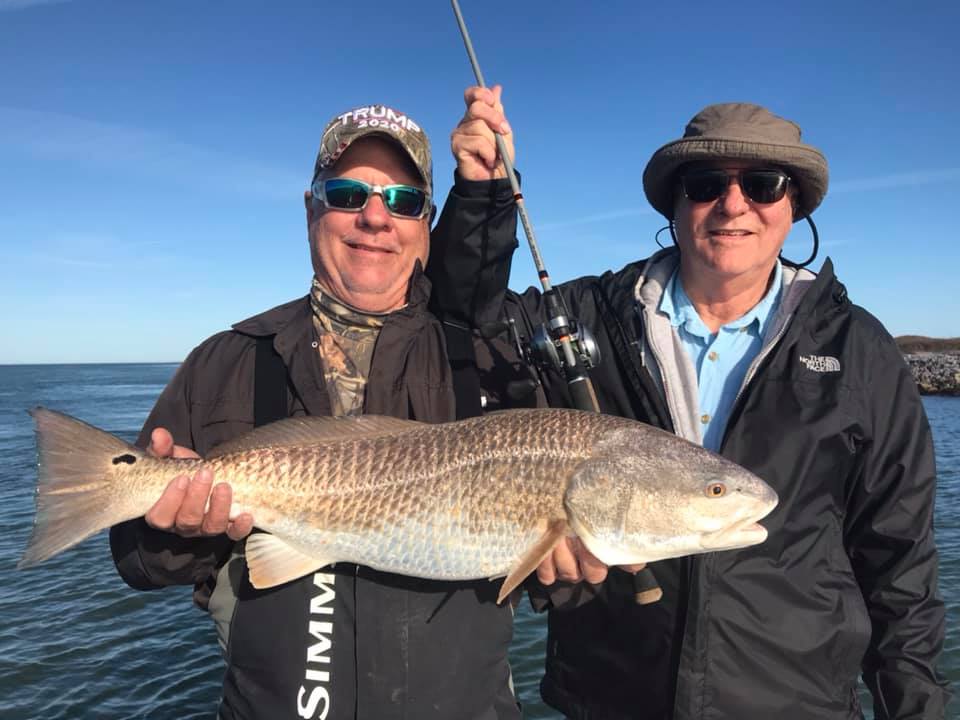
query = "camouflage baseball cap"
xmin=312 ymin=105 xmax=432 ymax=191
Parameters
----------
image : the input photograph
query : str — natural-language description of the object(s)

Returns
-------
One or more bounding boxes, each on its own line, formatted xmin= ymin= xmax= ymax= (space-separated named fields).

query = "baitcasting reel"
xmin=497 ymin=313 xmax=600 ymax=380
xmin=528 ymin=321 xmax=600 ymax=374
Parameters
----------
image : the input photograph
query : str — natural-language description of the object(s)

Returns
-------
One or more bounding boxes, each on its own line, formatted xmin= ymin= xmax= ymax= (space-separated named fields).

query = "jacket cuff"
xmin=110 ymin=517 xmax=232 ymax=590
xmin=452 ymin=169 xmax=519 ymax=201
xmin=526 ymin=576 xmax=606 ymax=612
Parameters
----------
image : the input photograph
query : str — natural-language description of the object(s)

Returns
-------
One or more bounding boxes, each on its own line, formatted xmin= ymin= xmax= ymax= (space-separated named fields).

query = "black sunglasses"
xmin=680 ymin=169 xmax=791 ymax=205
xmin=311 ymin=177 xmax=431 ymax=219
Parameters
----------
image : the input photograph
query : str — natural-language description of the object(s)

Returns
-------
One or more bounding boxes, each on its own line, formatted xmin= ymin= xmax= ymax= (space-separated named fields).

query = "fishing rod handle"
xmin=633 ymin=567 xmax=663 ymax=605
xmin=566 ymin=374 xmax=601 ymax=415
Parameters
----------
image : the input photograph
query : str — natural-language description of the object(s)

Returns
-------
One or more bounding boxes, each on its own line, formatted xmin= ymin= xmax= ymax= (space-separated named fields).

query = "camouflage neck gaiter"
xmin=309 ymin=277 xmax=387 ymax=417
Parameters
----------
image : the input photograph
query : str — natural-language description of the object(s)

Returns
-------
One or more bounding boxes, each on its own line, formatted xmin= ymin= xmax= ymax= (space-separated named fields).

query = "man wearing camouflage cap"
xmin=434 ymin=92 xmax=949 ymax=718
xmin=109 ymin=103 xmax=522 ymax=719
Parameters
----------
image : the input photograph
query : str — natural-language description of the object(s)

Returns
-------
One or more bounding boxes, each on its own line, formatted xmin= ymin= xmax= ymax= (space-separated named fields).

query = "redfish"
xmin=20 ymin=407 xmax=778 ymax=602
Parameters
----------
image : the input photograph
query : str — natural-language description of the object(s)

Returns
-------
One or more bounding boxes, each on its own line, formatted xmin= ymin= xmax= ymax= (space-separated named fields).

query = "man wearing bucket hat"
xmin=109 ymin=104 xmax=523 ymax=719
xmin=432 ymin=91 xmax=949 ymax=718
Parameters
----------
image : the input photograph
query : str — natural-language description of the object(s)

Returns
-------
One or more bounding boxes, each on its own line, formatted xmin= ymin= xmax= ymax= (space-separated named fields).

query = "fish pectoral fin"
xmin=496 ymin=518 xmax=569 ymax=605
xmin=244 ymin=533 xmax=332 ymax=589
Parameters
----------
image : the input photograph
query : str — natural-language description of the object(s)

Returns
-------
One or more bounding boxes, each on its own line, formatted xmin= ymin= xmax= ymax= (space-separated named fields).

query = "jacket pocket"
xmin=826 ymin=514 xmax=872 ymax=684
xmin=191 ymin=397 xmax=254 ymax=455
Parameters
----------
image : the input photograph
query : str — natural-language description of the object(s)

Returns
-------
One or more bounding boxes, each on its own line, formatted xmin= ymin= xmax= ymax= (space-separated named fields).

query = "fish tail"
xmin=19 ymin=407 xmax=147 ymax=568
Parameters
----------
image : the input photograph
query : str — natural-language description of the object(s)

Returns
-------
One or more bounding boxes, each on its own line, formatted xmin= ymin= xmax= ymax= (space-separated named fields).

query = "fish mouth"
xmin=701 ymin=520 xmax=769 ymax=551
xmin=702 ymin=487 xmax=778 ymax=550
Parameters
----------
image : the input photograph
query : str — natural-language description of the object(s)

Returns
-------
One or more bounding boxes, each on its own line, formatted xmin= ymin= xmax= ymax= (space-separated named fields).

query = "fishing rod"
xmin=450 ymin=0 xmax=597 ymax=414
xmin=450 ymin=0 xmax=662 ymax=605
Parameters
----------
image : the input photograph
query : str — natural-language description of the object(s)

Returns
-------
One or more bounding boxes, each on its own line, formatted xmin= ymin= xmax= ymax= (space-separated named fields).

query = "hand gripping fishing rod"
xmin=450 ymin=0 xmax=662 ymax=605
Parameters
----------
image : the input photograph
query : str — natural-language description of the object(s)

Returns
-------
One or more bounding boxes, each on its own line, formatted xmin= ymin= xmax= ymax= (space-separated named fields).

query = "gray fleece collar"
xmin=633 ymin=247 xmax=818 ymax=334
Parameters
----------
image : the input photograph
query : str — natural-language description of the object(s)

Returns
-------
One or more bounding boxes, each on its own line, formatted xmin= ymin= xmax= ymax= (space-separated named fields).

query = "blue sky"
xmin=1 ymin=0 xmax=957 ymax=363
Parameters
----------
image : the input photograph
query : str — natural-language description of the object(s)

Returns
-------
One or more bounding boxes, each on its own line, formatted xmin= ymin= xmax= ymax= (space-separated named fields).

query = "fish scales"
xmin=205 ymin=413 xmax=591 ymax=578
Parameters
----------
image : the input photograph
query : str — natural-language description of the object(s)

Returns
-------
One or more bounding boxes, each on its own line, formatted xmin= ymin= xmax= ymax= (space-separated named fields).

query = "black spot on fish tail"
xmin=112 ymin=454 xmax=137 ymax=465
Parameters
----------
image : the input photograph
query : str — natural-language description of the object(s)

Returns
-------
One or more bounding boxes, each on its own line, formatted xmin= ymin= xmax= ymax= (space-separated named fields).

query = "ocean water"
xmin=0 ymin=363 xmax=956 ymax=719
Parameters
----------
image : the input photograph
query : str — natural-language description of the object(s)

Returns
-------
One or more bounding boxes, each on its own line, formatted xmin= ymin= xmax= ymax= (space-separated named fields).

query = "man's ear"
xmin=429 ymin=203 xmax=437 ymax=225
xmin=305 ymin=190 xmax=317 ymax=223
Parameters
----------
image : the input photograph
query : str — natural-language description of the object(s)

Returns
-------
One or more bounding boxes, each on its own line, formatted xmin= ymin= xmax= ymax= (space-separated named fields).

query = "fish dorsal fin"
xmin=245 ymin=533 xmax=334 ymax=589
xmin=207 ymin=415 xmax=423 ymax=459
xmin=496 ymin=518 xmax=569 ymax=605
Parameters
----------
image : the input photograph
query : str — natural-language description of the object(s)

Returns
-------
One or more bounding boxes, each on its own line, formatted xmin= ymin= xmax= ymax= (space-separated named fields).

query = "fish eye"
xmin=705 ymin=481 xmax=726 ymax=498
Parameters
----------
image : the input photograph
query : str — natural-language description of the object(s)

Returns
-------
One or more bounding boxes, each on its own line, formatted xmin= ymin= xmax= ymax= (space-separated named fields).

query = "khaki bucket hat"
xmin=312 ymin=104 xmax=432 ymax=191
xmin=642 ymin=103 xmax=829 ymax=221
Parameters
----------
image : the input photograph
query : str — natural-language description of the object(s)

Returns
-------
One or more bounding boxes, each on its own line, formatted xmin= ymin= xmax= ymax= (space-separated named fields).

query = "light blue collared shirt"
xmin=659 ymin=263 xmax=783 ymax=452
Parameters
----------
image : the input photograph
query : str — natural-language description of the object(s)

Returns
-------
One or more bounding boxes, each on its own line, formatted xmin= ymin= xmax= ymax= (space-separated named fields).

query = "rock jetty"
xmin=897 ymin=337 xmax=960 ymax=396
xmin=901 ymin=353 xmax=960 ymax=396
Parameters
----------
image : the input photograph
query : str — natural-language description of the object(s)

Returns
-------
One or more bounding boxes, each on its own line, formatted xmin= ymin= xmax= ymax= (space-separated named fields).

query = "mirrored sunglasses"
xmin=680 ymin=169 xmax=791 ymax=205
xmin=312 ymin=177 xmax=431 ymax=219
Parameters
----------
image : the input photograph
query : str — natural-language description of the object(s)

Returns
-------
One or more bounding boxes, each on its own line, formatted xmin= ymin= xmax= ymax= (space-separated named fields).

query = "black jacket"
xmin=109 ymin=270 xmax=520 ymax=720
xmin=428 ymin=174 xmax=949 ymax=720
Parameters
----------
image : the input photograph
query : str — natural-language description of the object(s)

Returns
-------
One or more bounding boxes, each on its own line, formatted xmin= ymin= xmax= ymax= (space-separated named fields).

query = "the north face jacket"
xmin=428 ymin=174 xmax=949 ymax=720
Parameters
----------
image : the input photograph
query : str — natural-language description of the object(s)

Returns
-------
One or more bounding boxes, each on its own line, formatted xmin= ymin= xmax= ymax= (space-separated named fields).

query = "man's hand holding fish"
xmin=141 ymin=427 xmax=253 ymax=542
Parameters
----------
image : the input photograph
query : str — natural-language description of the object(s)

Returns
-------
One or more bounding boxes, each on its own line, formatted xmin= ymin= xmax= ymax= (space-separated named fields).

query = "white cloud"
xmin=538 ymin=207 xmax=654 ymax=231
xmin=0 ymin=0 xmax=70 ymax=11
xmin=0 ymin=107 xmax=304 ymax=200
xmin=831 ymin=168 xmax=960 ymax=193
xmin=16 ymin=232 xmax=175 ymax=271
xmin=29 ymin=253 xmax=113 ymax=269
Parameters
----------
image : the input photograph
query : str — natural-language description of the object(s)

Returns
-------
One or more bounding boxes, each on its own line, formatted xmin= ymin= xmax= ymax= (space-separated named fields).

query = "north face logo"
xmin=799 ymin=355 xmax=841 ymax=373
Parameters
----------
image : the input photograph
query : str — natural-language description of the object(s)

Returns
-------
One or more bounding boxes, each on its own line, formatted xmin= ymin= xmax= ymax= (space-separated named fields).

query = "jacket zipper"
xmin=634 ymin=301 xmax=683 ymax=434
xmin=718 ymin=313 xmax=793 ymax=452
xmin=631 ymin=298 xmax=699 ymax=719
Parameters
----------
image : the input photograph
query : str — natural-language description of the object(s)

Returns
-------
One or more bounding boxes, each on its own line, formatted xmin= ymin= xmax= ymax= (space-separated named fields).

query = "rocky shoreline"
xmin=902 ymin=352 xmax=960 ymax=396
